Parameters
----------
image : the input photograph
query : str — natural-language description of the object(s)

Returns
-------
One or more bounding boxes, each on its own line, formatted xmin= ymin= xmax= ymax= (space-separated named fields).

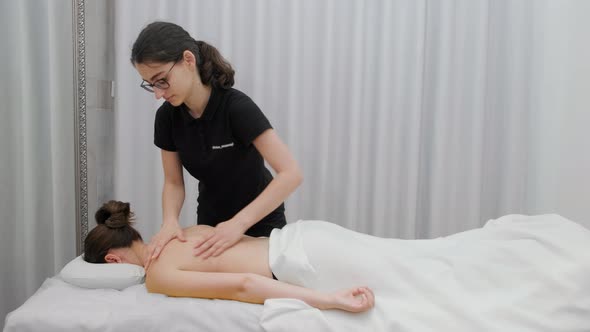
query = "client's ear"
xmin=105 ymin=253 xmax=122 ymax=264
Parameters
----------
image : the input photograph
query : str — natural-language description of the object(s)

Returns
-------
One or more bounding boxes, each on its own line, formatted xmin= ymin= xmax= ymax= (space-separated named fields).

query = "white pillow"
xmin=59 ymin=255 xmax=145 ymax=290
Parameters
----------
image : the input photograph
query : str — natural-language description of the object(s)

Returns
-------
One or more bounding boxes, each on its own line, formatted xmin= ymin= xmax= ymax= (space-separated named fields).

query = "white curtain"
xmin=111 ymin=0 xmax=537 ymax=242
xmin=0 ymin=0 xmax=76 ymax=327
xmin=526 ymin=0 xmax=590 ymax=229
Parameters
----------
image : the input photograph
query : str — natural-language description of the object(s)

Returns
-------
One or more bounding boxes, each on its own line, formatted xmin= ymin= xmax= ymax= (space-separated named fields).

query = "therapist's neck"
xmin=184 ymin=82 xmax=211 ymax=118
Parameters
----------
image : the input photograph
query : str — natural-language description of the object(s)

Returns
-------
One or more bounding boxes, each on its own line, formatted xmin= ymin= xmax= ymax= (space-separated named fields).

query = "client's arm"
xmin=146 ymin=270 xmax=374 ymax=312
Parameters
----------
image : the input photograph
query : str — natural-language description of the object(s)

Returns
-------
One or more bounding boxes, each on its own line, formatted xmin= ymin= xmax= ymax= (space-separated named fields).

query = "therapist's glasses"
xmin=140 ymin=61 xmax=177 ymax=93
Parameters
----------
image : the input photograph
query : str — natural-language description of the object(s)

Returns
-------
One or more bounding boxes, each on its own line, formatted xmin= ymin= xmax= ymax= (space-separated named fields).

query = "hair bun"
xmin=95 ymin=200 xmax=135 ymax=229
xmin=104 ymin=217 xmax=127 ymax=229
xmin=95 ymin=208 xmax=111 ymax=225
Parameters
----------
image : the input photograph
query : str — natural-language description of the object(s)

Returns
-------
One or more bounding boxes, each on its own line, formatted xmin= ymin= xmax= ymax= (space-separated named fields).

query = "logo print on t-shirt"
xmin=211 ymin=142 xmax=235 ymax=150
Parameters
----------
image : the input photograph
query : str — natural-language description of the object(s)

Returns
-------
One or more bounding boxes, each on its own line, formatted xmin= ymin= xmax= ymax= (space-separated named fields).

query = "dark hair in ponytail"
xmin=84 ymin=200 xmax=143 ymax=263
xmin=131 ymin=21 xmax=235 ymax=89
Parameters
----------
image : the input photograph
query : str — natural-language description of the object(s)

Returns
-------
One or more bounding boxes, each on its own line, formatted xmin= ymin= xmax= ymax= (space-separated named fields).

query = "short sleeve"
xmin=154 ymin=103 xmax=176 ymax=151
xmin=229 ymin=92 xmax=272 ymax=146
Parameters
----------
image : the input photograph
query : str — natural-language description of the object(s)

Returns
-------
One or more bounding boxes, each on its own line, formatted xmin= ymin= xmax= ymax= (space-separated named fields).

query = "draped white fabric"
xmin=0 ymin=0 xmax=76 ymax=327
xmin=112 ymin=0 xmax=534 ymax=240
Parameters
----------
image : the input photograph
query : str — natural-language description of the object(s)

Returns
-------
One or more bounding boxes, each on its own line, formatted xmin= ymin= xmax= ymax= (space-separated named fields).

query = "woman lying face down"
xmin=84 ymin=200 xmax=375 ymax=313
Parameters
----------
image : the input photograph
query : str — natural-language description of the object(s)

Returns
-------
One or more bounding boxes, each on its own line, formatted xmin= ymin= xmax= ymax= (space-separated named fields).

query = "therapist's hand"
xmin=193 ymin=220 xmax=248 ymax=259
xmin=144 ymin=222 xmax=186 ymax=270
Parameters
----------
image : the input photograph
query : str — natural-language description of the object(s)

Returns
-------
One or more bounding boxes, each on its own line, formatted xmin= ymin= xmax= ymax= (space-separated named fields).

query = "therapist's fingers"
xmin=193 ymin=232 xmax=214 ymax=247
xmin=194 ymin=240 xmax=215 ymax=257
xmin=202 ymin=241 xmax=228 ymax=259
xmin=176 ymin=229 xmax=187 ymax=242
xmin=193 ymin=233 xmax=216 ymax=256
xmin=143 ymin=244 xmax=155 ymax=269
xmin=145 ymin=244 xmax=163 ymax=270
xmin=148 ymin=240 xmax=164 ymax=260
xmin=144 ymin=255 xmax=153 ymax=271
xmin=152 ymin=245 xmax=163 ymax=258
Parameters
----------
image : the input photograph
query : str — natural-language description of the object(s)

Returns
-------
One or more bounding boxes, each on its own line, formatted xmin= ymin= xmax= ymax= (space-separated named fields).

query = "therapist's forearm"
xmin=233 ymin=169 xmax=303 ymax=229
xmin=162 ymin=181 xmax=185 ymax=225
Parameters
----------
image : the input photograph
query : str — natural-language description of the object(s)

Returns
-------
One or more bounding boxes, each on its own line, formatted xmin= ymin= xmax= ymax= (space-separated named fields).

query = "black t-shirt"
xmin=154 ymin=87 xmax=285 ymax=237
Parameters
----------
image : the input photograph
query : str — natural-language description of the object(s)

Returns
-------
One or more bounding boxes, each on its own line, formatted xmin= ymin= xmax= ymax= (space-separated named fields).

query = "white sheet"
xmin=4 ymin=277 xmax=264 ymax=332
xmin=264 ymin=214 xmax=590 ymax=332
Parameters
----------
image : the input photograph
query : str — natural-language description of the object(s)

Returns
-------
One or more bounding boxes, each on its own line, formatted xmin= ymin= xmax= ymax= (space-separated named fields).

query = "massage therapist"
xmin=131 ymin=21 xmax=303 ymax=268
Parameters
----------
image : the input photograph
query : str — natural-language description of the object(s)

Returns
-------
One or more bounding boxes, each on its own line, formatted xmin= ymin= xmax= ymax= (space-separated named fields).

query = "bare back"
xmin=149 ymin=225 xmax=273 ymax=278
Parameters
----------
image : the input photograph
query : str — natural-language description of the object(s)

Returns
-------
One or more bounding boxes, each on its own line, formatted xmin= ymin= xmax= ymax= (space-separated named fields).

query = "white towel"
xmin=262 ymin=215 xmax=590 ymax=332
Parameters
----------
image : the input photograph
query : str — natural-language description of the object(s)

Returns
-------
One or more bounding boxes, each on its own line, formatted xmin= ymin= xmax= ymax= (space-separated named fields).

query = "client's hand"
xmin=193 ymin=220 xmax=247 ymax=259
xmin=331 ymin=287 xmax=375 ymax=313
xmin=145 ymin=222 xmax=186 ymax=270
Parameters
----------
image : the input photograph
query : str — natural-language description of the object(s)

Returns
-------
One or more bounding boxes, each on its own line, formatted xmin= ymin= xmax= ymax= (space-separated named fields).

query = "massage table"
xmin=5 ymin=214 xmax=590 ymax=331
